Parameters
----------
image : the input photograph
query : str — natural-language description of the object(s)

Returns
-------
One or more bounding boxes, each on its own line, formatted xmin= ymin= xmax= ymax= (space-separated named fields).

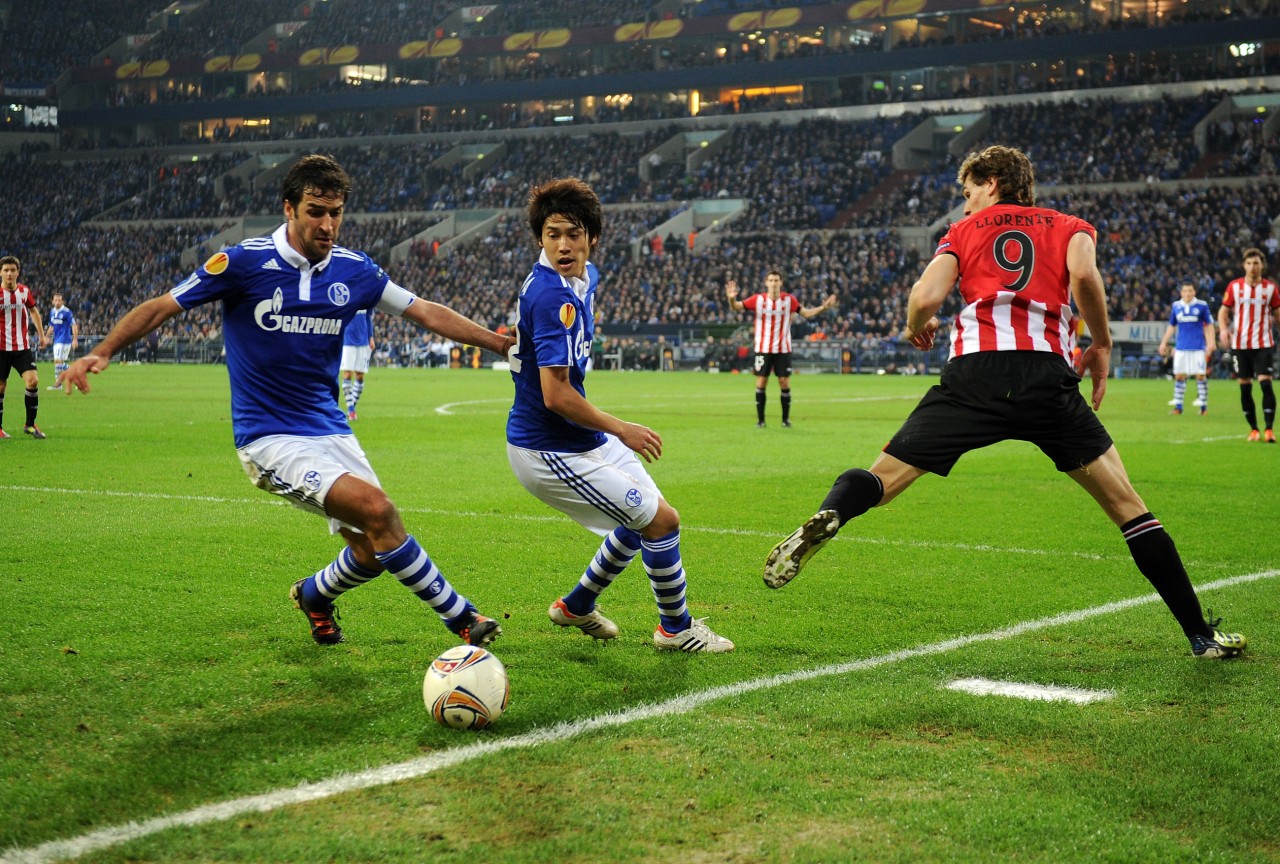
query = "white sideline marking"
xmin=3 ymin=569 xmax=1273 ymax=864
xmin=0 ymin=484 xmax=1154 ymax=565
xmin=433 ymin=394 xmax=917 ymax=415
xmin=944 ymin=678 xmax=1114 ymax=704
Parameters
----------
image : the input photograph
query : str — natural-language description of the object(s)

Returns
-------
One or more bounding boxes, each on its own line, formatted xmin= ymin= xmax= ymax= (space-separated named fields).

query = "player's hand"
xmin=1075 ymin=343 xmax=1111 ymax=411
xmin=824 ymin=293 xmax=837 ymax=310
xmin=618 ymin=421 xmax=663 ymax=463
xmin=724 ymin=280 xmax=738 ymax=301
xmin=1156 ymin=344 xmax=1168 ymax=358
xmin=904 ymin=317 xmax=939 ymax=351
xmin=63 ymin=354 xmax=111 ymax=394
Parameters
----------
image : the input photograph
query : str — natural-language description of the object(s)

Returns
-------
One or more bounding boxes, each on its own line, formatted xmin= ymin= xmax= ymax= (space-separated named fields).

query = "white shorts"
xmin=53 ymin=342 xmax=72 ymax=362
xmin=507 ymin=436 xmax=661 ymax=537
xmin=1173 ymin=349 xmax=1207 ymax=378
xmin=237 ymin=433 xmax=381 ymax=534
xmin=340 ymin=345 xmax=372 ymax=374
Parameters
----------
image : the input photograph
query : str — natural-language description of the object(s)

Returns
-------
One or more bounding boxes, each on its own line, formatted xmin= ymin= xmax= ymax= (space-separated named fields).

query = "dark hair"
xmin=281 ymin=154 xmax=352 ymax=208
xmin=1243 ymin=247 xmax=1266 ymax=266
xmin=957 ymin=145 xmax=1037 ymax=206
xmin=766 ymin=269 xmax=783 ymax=280
xmin=527 ymin=177 xmax=602 ymax=244
xmin=0 ymin=254 xmax=20 ymax=271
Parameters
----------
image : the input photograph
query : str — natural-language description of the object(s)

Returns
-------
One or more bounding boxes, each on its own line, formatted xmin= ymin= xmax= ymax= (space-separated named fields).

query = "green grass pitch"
xmin=2 ymin=364 xmax=1277 ymax=863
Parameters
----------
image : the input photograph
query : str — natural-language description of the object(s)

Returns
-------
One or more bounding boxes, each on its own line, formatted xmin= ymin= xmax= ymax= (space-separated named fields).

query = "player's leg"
xmin=21 ymin=363 xmax=42 ymax=437
xmin=1170 ymin=373 xmax=1186 ymax=414
xmin=764 ymin=453 xmax=924 ymax=589
xmin=778 ymin=360 xmax=793 ymax=427
xmin=350 ymin=370 xmax=366 ymax=416
xmin=550 ymin=525 xmax=641 ymax=640
xmin=1258 ymin=373 xmax=1275 ymax=438
xmin=243 ymin=435 xmax=497 ymax=645
xmin=1195 ymin=374 xmax=1209 ymax=414
xmin=640 ymin=498 xmax=733 ymax=653
xmin=754 ymin=355 xmax=769 ymax=426
xmin=1068 ymin=446 xmax=1243 ymax=657
xmin=0 ymin=368 xmax=7 ymax=435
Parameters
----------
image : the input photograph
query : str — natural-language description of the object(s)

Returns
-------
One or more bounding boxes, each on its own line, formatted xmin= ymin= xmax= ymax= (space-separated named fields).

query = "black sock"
xmin=24 ymin=387 xmax=37 ymax=427
xmin=1260 ymin=379 xmax=1275 ymax=430
xmin=1121 ymin=513 xmax=1209 ymax=640
xmin=1240 ymin=383 xmax=1257 ymax=429
xmin=820 ymin=469 xmax=884 ymax=526
xmin=0 ymin=393 xmax=4 ymax=428
xmin=755 ymin=387 xmax=766 ymax=423
xmin=780 ymin=388 xmax=791 ymax=422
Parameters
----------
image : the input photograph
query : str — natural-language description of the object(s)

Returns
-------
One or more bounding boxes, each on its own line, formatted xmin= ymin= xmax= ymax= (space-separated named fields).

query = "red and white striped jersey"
xmin=1220 ymin=278 xmax=1279 ymax=350
xmin=1 ymin=283 xmax=38 ymax=351
xmin=742 ymin=292 xmax=801 ymax=353
xmin=933 ymin=203 xmax=1095 ymax=363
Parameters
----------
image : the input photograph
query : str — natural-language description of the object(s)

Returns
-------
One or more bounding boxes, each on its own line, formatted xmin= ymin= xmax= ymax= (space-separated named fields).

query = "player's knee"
xmin=643 ymin=500 xmax=680 ymax=538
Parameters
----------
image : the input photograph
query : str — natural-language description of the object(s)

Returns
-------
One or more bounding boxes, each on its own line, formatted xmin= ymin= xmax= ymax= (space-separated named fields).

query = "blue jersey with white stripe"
xmin=506 ymin=252 xmax=605 ymax=453
xmin=48 ymin=305 xmax=75 ymax=343
xmin=343 ymin=308 xmax=372 ymax=346
xmin=171 ymin=224 xmax=398 ymax=447
xmin=1169 ymin=298 xmax=1212 ymax=351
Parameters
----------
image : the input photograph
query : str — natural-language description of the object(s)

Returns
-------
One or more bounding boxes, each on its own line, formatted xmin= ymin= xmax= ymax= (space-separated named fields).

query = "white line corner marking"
xmin=944 ymin=678 xmax=1115 ymax=704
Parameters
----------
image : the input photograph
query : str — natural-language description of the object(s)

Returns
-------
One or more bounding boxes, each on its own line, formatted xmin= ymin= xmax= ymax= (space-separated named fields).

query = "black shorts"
xmin=1230 ymin=347 xmax=1276 ymax=380
xmin=0 ymin=349 xmax=36 ymax=379
xmin=884 ymin=352 xmax=1114 ymax=476
xmin=753 ymin=352 xmax=793 ymax=378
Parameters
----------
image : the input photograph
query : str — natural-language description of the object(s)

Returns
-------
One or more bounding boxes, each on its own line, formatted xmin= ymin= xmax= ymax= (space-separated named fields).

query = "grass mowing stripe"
xmin=0 ymin=483 xmax=1143 ymax=564
xmin=4 ymin=567 xmax=1272 ymax=864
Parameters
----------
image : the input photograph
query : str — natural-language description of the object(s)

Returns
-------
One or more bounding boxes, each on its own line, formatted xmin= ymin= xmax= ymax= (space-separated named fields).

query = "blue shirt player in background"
xmin=65 ymin=154 xmax=512 ymax=649
xmin=1157 ymin=282 xmax=1215 ymax=415
xmin=340 ymin=307 xmax=373 ymax=420
xmin=45 ymin=292 xmax=78 ymax=390
xmin=505 ymin=177 xmax=733 ymax=653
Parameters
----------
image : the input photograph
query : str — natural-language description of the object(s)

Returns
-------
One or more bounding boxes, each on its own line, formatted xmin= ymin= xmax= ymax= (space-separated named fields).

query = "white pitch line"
xmin=944 ymin=677 xmax=1115 ymax=704
xmin=0 ymin=484 xmax=1144 ymax=564
xmin=2 ymin=569 xmax=1273 ymax=864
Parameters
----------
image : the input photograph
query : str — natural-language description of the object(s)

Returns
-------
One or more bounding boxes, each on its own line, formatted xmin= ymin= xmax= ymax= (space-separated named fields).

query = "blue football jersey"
xmin=1169 ymin=299 xmax=1212 ymax=351
xmin=48 ymin=305 xmax=76 ymax=343
xmin=171 ymin=225 xmax=413 ymax=447
xmin=506 ymin=252 xmax=605 ymax=453
xmin=343 ymin=308 xmax=372 ymax=346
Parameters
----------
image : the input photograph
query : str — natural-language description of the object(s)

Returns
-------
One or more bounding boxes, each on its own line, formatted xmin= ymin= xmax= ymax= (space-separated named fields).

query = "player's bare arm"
xmin=30 ymin=307 xmax=48 ymax=349
xmin=799 ymin=294 xmax=838 ymax=319
xmin=404 ymin=299 xmax=514 ymax=356
xmin=903 ymin=254 xmax=957 ymax=350
xmin=1217 ymin=306 xmax=1231 ymax=348
xmin=1157 ymin=325 xmax=1174 ymax=358
xmin=65 ymin=294 xmax=184 ymax=393
xmin=539 ymin=365 xmax=663 ymax=462
xmin=1066 ymin=231 xmax=1111 ymax=412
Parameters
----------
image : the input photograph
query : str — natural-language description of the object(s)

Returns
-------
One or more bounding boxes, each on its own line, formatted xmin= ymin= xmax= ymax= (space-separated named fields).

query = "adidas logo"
xmin=261 ymin=259 xmax=282 ymax=271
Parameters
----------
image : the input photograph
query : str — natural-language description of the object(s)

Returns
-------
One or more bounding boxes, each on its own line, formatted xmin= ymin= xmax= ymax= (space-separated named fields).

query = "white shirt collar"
xmin=539 ymin=250 xmax=590 ymax=299
xmin=272 ymin=223 xmax=331 ymax=273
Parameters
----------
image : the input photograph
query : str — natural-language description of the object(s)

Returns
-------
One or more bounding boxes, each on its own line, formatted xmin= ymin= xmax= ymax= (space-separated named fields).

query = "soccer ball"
xmin=423 ymin=645 xmax=510 ymax=730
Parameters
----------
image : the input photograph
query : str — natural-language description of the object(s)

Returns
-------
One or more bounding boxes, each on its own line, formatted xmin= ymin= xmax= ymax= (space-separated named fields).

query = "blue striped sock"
xmin=565 ymin=527 xmax=641 ymax=615
xmin=1173 ymin=379 xmax=1186 ymax=408
xmin=377 ymin=536 xmax=474 ymax=628
xmin=642 ymin=530 xmax=691 ymax=632
xmin=305 ymin=547 xmax=381 ymax=605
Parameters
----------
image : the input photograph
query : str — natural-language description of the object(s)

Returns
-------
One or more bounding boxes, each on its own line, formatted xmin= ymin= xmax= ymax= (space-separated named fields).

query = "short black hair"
xmin=0 ymin=255 xmax=20 ymax=271
xmin=527 ymin=177 xmax=602 ymax=245
xmin=281 ymin=154 xmax=352 ymax=208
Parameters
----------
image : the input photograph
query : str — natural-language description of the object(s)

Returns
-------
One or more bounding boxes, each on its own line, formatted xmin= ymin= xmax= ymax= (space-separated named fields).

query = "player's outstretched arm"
xmin=800 ymin=294 xmax=838 ymax=319
xmin=65 ymin=295 xmax=183 ymax=394
xmin=404 ymin=299 xmax=514 ymax=356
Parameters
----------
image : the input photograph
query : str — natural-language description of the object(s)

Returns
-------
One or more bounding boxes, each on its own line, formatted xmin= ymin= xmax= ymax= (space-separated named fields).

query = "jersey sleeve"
xmin=1270 ymin=282 xmax=1280 ymax=309
xmin=171 ymin=248 xmax=241 ymax=309
xmin=741 ymin=293 xmax=759 ymax=311
xmin=528 ymin=282 xmax=577 ymax=367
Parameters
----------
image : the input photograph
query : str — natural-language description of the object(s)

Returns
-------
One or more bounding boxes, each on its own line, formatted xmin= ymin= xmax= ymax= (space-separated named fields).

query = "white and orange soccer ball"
xmin=423 ymin=645 xmax=510 ymax=730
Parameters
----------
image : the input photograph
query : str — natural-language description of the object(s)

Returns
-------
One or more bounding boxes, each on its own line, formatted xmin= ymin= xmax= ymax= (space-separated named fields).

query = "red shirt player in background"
xmin=725 ymin=270 xmax=835 ymax=428
xmin=763 ymin=144 xmax=1245 ymax=661
xmin=0 ymin=254 xmax=49 ymax=439
xmin=1216 ymin=247 xmax=1280 ymax=442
